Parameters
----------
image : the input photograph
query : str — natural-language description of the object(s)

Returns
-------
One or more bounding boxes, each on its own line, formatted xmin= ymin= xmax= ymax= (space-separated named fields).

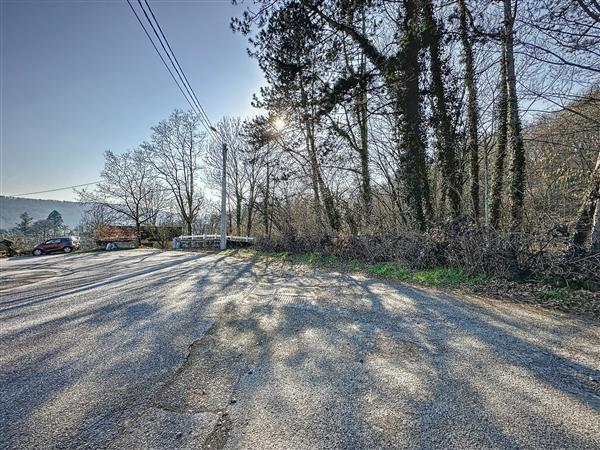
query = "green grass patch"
xmin=263 ymin=251 xmax=289 ymax=258
xmin=365 ymin=262 xmax=412 ymax=281
xmin=364 ymin=264 xmax=486 ymax=286
xmin=537 ymin=288 xmax=570 ymax=302
xmin=296 ymin=252 xmax=340 ymax=266
xmin=237 ymin=249 xmax=488 ymax=288
xmin=344 ymin=259 xmax=360 ymax=270
xmin=412 ymin=267 xmax=487 ymax=286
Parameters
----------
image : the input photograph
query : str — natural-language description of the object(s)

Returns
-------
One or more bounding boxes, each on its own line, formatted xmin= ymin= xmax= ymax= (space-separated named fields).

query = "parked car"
xmin=32 ymin=237 xmax=80 ymax=256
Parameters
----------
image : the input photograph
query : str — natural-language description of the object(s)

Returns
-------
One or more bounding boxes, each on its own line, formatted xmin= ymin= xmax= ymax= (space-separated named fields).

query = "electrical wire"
xmin=141 ymin=0 xmax=217 ymax=139
xmin=126 ymin=0 xmax=220 ymax=142
xmin=136 ymin=0 xmax=209 ymax=131
xmin=125 ymin=0 xmax=199 ymax=115
xmin=4 ymin=181 xmax=102 ymax=197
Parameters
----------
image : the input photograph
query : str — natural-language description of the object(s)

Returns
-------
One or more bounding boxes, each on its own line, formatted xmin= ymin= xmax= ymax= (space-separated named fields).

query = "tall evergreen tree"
xmin=47 ymin=210 xmax=64 ymax=234
xmin=16 ymin=212 xmax=33 ymax=235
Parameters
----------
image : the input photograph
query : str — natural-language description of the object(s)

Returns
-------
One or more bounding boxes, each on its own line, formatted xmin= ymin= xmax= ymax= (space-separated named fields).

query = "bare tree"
xmin=142 ymin=110 xmax=205 ymax=235
xmin=78 ymin=203 xmax=119 ymax=236
xmin=78 ymin=149 xmax=166 ymax=245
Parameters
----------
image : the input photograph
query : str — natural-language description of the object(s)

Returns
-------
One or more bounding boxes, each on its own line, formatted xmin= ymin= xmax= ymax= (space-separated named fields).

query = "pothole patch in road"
xmin=150 ymin=307 xmax=266 ymax=450
xmin=203 ymin=411 xmax=233 ymax=450
xmin=108 ymin=407 xmax=216 ymax=450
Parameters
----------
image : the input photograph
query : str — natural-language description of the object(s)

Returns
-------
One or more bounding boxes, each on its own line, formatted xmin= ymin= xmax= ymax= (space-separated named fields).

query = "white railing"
xmin=177 ymin=234 xmax=254 ymax=243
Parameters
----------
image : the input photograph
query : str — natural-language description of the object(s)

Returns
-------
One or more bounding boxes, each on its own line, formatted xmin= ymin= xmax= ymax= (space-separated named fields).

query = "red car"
xmin=32 ymin=237 xmax=80 ymax=256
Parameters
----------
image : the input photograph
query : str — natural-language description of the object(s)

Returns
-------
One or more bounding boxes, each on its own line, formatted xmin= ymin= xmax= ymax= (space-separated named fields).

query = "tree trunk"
xmin=299 ymin=77 xmax=324 ymax=227
xmin=490 ymin=47 xmax=509 ymax=230
xmin=135 ymin=219 xmax=142 ymax=247
xmin=569 ymin=150 xmax=600 ymax=254
xmin=304 ymin=88 xmax=341 ymax=231
xmin=458 ymin=0 xmax=481 ymax=223
xmin=263 ymin=161 xmax=270 ymax=235
xmin=307 ymin=137 xmax=323 ymax=225
xmin=235 ymin=191 xmax=242 ymax=235
xmin=503 ymin=0 xmax=526 ymax=232
xmin=398 ymin=0 xmax=430 ymax=231
xmin=483 ymin=140 xmax=490 ymax=225
xmin=308 ymin=120 xmax=341 ymax=231
xmin=247 ymin=184 xmax=255 ymax=236
xmin=423 ymin=0 xmax=461 ymax=220
xmin=303 ymin=0 xmax=429 ymax=230
xmin=187 ymin=136 xmax=195 ymax=237
xmin=356 ymin=70 xmax=372 ymax=223
xmin=317 ymin=170 xmax=341 ymax=231
xmin=356 ymin=7 xmax=372 ymax=223
xmin=591 ymin=197 xmax=600 ymax=253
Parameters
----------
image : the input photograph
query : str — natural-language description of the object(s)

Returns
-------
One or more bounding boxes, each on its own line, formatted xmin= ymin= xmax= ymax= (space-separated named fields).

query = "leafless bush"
xmin=255 ymin=224 xmax=600 ymax=290
xmin=0 ymin=231 xmax=37 ymax=254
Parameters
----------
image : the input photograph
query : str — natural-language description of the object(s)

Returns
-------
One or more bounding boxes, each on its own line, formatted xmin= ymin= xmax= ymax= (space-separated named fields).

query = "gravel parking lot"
xmin=1 ymin=250 xmax=599 ymax=449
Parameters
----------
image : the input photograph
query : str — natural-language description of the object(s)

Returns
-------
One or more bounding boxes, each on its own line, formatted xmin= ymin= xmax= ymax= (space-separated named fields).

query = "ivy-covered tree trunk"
xmin=458 ymin=0 xmax=481 ymax=223
xmin=356 ymin=6 xmax=372 ymax=224
xmin=490 ymin=46 xmax=509 ymax=230
xmin=304 ymin=0 xmax=430 ymax=230
xmin=503 ymin=0 xmax=526 ymax=232
xmin=317 ymin=171 xmax=341 ymax=231
xmin=398 ymin=0 xmax=430 ymax=231
xmin=422 ymin=0 xmax=461 ymax=220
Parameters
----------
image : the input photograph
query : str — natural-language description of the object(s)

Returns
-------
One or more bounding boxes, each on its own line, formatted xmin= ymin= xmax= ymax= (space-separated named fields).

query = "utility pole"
xmin=220 ymin=142 xmax=228 ymax=250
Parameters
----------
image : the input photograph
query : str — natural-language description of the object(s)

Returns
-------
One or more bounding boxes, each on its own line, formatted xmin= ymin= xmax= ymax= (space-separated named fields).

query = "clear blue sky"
xmin=0 ymin=0 xmax=264 ymax=201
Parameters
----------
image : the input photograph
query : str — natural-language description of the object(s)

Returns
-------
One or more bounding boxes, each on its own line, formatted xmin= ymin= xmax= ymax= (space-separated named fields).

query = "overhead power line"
xmin=125 ymin=0 xmax=228 ymax=250
xmin=141 ymin=0 xmax=216 ymax=137
xmin=5 ymin=181 xmax=101 ymax=197
xmin=126 ymin=0 xmax=219 ymax=141
xmin=125 ymin=0 xmax=198 ymax=115
xmin=136 ymin=0 xmax=207 ymax=128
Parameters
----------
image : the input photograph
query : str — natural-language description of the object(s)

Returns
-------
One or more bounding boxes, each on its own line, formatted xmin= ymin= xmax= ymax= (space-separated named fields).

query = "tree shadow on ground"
xmin=0 ymin=253 xmax=260 ymax=449
xmin=153 ymin=266 xmax=600 ymax=448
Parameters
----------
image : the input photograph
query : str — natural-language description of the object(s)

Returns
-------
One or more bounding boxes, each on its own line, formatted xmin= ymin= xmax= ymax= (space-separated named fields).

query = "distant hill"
xmin=0 ymin=196 xmax=87 ymax=230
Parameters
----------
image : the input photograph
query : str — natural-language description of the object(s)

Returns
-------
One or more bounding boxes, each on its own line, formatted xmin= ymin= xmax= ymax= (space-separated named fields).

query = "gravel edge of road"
xmin=222 ymin=250 xmax=600 ymax=323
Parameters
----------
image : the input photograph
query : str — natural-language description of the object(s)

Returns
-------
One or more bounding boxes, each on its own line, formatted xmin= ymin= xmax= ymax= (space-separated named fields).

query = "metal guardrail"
xmin=176 ymin=234 xmax=254 ymax=243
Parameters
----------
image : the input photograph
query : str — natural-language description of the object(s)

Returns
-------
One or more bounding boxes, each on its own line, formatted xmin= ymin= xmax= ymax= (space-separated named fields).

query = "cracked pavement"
xmin=1 ymin=249 xmax=599 ymax=449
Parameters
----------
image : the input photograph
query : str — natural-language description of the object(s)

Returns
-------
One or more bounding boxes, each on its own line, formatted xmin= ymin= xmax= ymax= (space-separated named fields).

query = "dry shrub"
xmin=255 ymin=223 xmax=600 ymax=290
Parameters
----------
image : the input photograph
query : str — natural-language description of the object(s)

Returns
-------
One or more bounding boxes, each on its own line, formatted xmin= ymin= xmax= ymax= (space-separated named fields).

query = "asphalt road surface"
xmin=1 ymin=249 xmax=599 ymax=449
